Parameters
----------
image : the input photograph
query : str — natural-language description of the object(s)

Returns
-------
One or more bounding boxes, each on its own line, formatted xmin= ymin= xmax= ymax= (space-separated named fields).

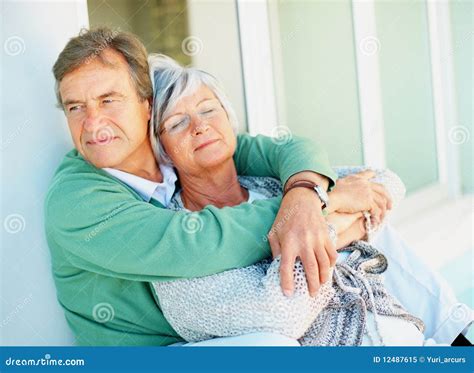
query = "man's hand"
xmin=267 ymin=187 xmax=337 ymax=298
xmin=327 ymin=170 xmax=392 ymax=225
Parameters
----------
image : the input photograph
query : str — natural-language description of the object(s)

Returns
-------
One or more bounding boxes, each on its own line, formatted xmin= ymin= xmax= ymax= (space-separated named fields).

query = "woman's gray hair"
xmin=148 ymin=54 xmax=238 ymax=164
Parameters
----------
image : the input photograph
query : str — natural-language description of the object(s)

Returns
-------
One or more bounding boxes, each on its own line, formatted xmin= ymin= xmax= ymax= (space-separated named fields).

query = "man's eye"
xmin=103 ymin=99 xmax=114 ymax=104
xmin=68 ymin=105 xmax=81 ymax=112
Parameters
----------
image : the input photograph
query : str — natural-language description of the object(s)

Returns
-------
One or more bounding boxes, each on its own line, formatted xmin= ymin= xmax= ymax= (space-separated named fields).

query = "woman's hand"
xmin=328 ymin=170 xmax=392 ymax=224
xmin=326 ymin=211 xmax=363 ymax=235
xmin=267 ymin=187 xmax=337 ymax=298
xmin=333 ymin=215 xmax=367 ymax=249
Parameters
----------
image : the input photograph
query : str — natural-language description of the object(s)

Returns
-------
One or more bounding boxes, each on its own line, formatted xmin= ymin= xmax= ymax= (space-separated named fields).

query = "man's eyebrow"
xmin=96 ymin=91 xmax=125 ymax=100
xmin=62 ymin=91 xmax=125 ymax=107
xmin=62 ymin=98 xmax=83 ymax=107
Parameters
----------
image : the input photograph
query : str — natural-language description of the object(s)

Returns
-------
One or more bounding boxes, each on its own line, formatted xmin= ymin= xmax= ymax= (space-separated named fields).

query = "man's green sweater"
xmin=44 ymin=134 xmax=336 ymax=346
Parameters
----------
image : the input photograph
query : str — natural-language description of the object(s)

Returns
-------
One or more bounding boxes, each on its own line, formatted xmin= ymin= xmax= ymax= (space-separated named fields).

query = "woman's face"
xmin=158 ymin=84 xmax=236 ymax=175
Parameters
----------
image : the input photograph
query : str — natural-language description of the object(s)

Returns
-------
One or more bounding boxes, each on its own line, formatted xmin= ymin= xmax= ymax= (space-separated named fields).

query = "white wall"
xmin=1 ymin=0 xmax=88 ymax=345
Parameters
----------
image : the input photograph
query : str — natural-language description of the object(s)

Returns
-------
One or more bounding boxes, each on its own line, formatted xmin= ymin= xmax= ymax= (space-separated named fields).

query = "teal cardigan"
xmin=44 ymin=134 xmax=336 ymax=346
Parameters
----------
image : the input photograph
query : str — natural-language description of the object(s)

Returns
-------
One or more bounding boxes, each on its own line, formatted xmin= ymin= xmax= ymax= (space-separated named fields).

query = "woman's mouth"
xmin=194 ymin=139 xmax=219 ymax=151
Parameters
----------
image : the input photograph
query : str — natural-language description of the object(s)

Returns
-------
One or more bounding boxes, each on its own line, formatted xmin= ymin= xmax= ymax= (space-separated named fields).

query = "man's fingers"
xmin=300 ymin=251 xmax=320 ymax=297
xmin=326 ymin=237 xmax=338 ymax=267
xmin=314 ymin=244 xmax=331 ymax=286
xmin=268 ymin=232 xmax=281 ymax=258
xmin=280 ymin=252 xmax=297 ymax=296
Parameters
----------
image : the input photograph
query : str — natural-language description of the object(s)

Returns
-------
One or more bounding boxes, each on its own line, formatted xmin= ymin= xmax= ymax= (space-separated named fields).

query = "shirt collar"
xmin=103 ymin=163 xmax=178 ymax=206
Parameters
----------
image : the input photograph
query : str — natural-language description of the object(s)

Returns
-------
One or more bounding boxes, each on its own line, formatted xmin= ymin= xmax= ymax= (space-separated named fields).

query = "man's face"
xmin=59 ymin=49 xmax=151 ymax=169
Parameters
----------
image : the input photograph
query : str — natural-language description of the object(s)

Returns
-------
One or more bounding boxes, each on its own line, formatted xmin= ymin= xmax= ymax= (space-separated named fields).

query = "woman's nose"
xmin=191 ymin=116 xmax=209 ymax=136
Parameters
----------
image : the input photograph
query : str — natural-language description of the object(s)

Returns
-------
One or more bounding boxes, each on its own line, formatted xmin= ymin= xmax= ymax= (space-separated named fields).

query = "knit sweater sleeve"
xmin=152 ymin=257 xmax=334 ymax=342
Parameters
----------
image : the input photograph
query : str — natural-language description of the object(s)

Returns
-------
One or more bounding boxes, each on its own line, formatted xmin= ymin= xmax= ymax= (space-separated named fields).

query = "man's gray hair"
xmin=148 ymin=54 xmax=238 ymax=164
xmin=53 ymin=27 xmax=152 ymax=108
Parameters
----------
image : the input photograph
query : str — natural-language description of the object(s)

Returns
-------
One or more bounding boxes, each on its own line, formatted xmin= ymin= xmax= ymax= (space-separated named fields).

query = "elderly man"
xmin=45 ymin=28 xmax=471 ymax=346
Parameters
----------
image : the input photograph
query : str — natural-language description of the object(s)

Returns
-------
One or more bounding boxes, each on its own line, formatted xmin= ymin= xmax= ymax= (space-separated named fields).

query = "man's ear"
xmin=146 ymin=97 xmax=153 ymax=120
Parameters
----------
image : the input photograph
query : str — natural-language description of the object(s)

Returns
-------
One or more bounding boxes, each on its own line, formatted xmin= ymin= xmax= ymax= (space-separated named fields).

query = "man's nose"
xmin=83 ymin=106 xmax=103 ymax=131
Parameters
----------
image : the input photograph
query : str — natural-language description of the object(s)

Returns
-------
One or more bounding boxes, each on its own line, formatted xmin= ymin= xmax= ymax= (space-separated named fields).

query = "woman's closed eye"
xmin=199 ymin=104 xmax=221 ymax=116
xmin=171 ymin=120 xmax=185 ymax=130
xmin=200 ymin=108 xmax=215 ymax=115
xmin=169 ymin=117 xmax=190 ymax=132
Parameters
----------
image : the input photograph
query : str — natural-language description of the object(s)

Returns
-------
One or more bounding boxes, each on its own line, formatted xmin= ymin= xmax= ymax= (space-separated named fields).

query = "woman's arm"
xmin=234 ymin=134 xmax=337 ymax=189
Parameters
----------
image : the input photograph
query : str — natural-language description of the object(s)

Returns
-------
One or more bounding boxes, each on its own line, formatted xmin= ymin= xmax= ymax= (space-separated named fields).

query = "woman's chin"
xmin=195 ymin=151 xmax=231 ymax=169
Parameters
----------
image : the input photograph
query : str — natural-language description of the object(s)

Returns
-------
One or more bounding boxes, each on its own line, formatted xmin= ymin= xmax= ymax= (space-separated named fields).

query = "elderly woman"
xmin=146 ymin=54 xmax=452 ymax=346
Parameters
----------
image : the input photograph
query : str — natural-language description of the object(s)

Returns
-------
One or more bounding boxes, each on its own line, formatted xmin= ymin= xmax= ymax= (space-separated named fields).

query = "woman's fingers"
xmin=369 ymin=203 xmax=382 ymax=226
xmin=372 ymin=194 xmax=387 ymax=222
xmin=370 ymin=182 xmax=392 ymax=210
xmin=355 ymin=170 xmax=376 ymax=179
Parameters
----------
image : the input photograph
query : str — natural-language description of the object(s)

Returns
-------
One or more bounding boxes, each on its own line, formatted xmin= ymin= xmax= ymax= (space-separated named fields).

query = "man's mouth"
xmin=86 ymin=136 xmax=118 ymax=146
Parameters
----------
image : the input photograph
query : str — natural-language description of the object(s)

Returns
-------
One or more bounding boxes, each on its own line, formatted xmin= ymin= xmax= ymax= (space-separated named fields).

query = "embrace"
xmin=45 ymin=28 xmax=473 ymax=346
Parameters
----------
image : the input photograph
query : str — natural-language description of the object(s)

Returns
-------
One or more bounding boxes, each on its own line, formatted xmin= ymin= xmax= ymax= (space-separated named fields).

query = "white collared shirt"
xmin=103 ymin=163 xmax=178 ymax=207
